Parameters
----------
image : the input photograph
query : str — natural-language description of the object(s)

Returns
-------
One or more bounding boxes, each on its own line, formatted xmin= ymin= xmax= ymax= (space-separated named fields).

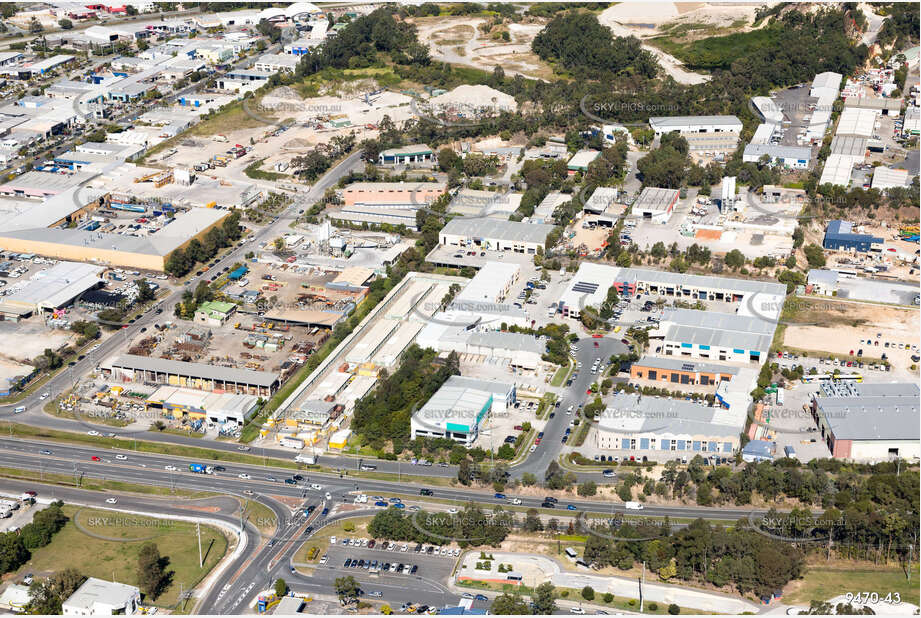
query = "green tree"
xmin=274 ymin=578 xmax=287 ymax=597
xmin=136 ymin=542 xmax=168 ymax=600
xmin=0 ymin=532 xmax=28 ymax=574
xmin=803 ymin=244 xmax=826 ymax=268
xmin=491 ymin=592 xmax=530 ymax=614
xmin=581 ymin=585 xmax=595 ymax=600
xmin=26 ymin=569 xmax=85 ymax=614
xmin=335 ymin=575 xmax=361 ymax=602
xmin=532 ymin=582 xmax=558 ymax=614
xmin=724 ymin=249 xmax=745 ymax=270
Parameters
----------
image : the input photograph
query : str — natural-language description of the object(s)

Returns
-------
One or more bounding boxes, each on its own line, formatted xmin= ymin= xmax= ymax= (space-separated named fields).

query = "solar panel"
xmin=572 ymin=281 xmax=599 ymax=293
xmin=681 ymin=363 xmax=696 ymax=371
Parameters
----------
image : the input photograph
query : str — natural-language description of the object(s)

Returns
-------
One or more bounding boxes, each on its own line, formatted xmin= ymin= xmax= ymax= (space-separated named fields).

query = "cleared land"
xmin=784 ymin=562 xmax=920 ymax=607
xmin=24 ymin=505 xmax=228 ymax=609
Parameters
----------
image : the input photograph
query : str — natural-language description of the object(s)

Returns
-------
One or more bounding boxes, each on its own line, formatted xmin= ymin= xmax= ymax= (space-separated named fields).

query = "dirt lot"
xmin=783 ymin=299 xmax=919 ymax=378
xmin=0 ymin=320 xmax=75 ymax=365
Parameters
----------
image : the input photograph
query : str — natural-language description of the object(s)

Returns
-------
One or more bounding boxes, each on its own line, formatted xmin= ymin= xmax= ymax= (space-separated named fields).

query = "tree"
xmin=137 ymin=542 xmax=168 ymax=600
xmin=532 ymin=582 xmax=558 ymax=614
xmin=137 ymin=279 xmax=155 ymax=303
xmin=58 ymin=18 xmax=73 ymax=29
xmin=491 ymin=592 xmax=530 ymax=614
xmin=803 ymin=244 xmax=826 ymax=268
xmin=668 ymin=603 xmax=680 ymax=614
xmin=274 ymin=578 xmax=287 ymax=597
xmin=457 ymin=458 xmax=473 ymax=485
xmin=581 ymin=585 xmax=595 ymax=601
xmin=0 ymin=533 xmax=28 ymax=574
xmin=334 ymin=575 xmax=361 ymax=602
xmin=724 ymin=249 xmax=745 ymax=270
xmin=496 ymin=443 xmax=515 ymax=460
xmin=27 ymin=569 xmax=85 ymax=614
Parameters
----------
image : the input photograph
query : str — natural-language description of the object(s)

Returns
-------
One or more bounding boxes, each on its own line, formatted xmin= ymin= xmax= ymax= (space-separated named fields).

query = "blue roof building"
xmin=741 ymin=439 xmax=775 ymax=463
xmin=823 ymin=220 xmax=883 ymax=252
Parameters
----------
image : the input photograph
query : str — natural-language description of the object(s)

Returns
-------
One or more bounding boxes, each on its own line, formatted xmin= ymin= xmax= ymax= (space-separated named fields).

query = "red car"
xmin=534 ymin=438 xmax=541 ymax=445
xmin=514 ymin=425 xmax=523 ymax=431
xmin=91 ymin=456 xmax=101 ymax=462
xmin=593 ymin=342 xmax=599 ymax=347
xmin=591 ymin=334 xmax=603 ymax=338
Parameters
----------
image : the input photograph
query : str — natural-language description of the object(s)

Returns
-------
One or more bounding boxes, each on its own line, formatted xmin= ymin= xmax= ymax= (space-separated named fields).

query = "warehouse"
xmin=410 ymin=375 xmax=515 ymax=446
xmin=823 ymin=220 xmax=884 ymax=252
xmin=902 ymin=106 xmax=920 ymax=136
xmin=829 ymin=135 xmax=868 ymax=163
xmin=253 ymin=53 xmax=299 ymax=73
xmin=448 ymin=188 xmax=520 ymax=219
xmin=810 ymin=381 xmax=919 ymax=461
xmin=439 ymin=218 xmax=554 ymax=254
xmin=629 ymin=356 xmax=738 ymax=387
xmin=0 ymin=207 xmax=230 ymax=271
xmin=415 ymin=322 xmax=544 ymax=369
xmin=843 ymin=95 xmax=903 ymax=117
xmin=330 ymin=203 xmax=421 ymax=230
xmin=372 ymin=320 xmax=424 ymax=369
xmin=105 ymin=354 xmax=280 ymax=397
xmin=750 ymin=96 xmax=784 ymax=125
xmin=145 ymin=385 xmax=259 ymax=426
xmin=810 ymin=72 xmax=843 ymax=99
xmin=742 ymin=143 xmax=811 ymax=169
xmin=655 ymin=308 xmax=776 ymax=363
xmin=594 ymin=393 xmax=743 ymax=457
xmin=681 ymin=132 xmax=740 ymax=153
xmin=836 ymin=107 xmax=877 ymax=137
xmin=559 ymin=262 xmax=787 ymax=320
xmin=453 ymin=261 xmax=520 ymax=306
xmin=818 ymin=153 xmax=855 ymax=187
xmin=870 ymin=166 xmax=910 ymax=191
xmin=566 ymin=149 xmax=601 ymax=174
xmin=582 ymin=187 xmax=619 ymax=215
xmin=631 ymin=187 xmax=679 ymax=224
xmin=0 ymin=261 xmax=103 ymax=316
xmin=341 ymin=181 xmax=446 ymax=208
xmin=648 ymin=115 xmax=742 ymax=137
xmin=344 ymin=317 xmax=400 ymax=367
xmin=377 ymin=144 xmax=434 ymax=166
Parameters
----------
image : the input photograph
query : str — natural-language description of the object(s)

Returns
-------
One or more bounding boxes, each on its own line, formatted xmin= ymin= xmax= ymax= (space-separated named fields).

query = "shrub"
xmin=668 ymin=603 xmax=680 ymax=614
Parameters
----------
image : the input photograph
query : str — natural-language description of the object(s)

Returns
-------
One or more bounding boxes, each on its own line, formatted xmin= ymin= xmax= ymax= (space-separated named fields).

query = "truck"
xmin=295 ymin=453 xmax=317 ymax=464
xmin=188 ymin=463 xmax=214 ymax=474
xmin=625 ymin=501 xmax=643 ymax=510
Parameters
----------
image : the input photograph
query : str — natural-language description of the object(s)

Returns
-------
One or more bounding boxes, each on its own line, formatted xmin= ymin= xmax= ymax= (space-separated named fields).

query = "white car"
xmin=447 ymin=508 xmax=458 ymax=514
xmin=105 ymin=497 xmax=118 ymax=504
xmin=164 ymin=465 xmax=177 ymax=471
xmin=87 ymin=430 xmax=100 ymax=436
xmin=39 ymin=392 xmax=49 ymax=400
xmin=453 ymin=548 xmax=461 ymax=557
xmin=330 ymin=536 xmax=337 ymax=545
xmin=309 ymin=484 xmax=323 ymax=491
xmin=508 ymin=498 xmax=522 ymax=505
xmin=238 ymin=473 xmax=251 ymax=479
xmin=529 ymin=445 xmax=537 ymax=453
xmin=91 ymin=344 xmax=101 ymax=351
xmin=362 ymin=538 xmax=369 ymax=547
xmin=115 ymin=454 xmax=127 ymax=460
xmin=401 ymin=544 xmax=408 ymax=552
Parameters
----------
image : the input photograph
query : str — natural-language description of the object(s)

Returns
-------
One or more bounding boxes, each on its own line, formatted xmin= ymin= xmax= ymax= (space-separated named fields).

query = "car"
xmin=529 ymin=444 xmax=537 ymax=453
xmin=237 ymin=446 xmax=251 ymax=451
xmin=420 ymin=488 xmax=433 ymax=496
xmin=39 ymin=392 xmax=49 ymax=400
xmin=238 ymin=473 xmax=251 ymax=479
xmin=570 ymin=607 xmax=585 ymax=614
xmin=321 ymin=507 xmax=329 ymax=516
xmin=474 ymin=594 xmax=488 ymax=602
xmin=87 ymin=430 xmax=100 ymax=436
xmin=401 ymin=544 xmax=408 ymax=552
xmin=549 ymin=412 xmax=555 ymax=418
xmin=243 ymin=489 xmax=254 ymax=496
xmin=39 ymin=449 xmax=52 ymax=455
xmin=284 ymin=478 xmax=297 ymax=485
xmin=91 ymin=456 xmax=101 ymax=461
xmin=411 ymin=565 xmax=419 ymax=574
xmin=375 ymin=501 xmax=388 ymax=507
xmin=115 ymin=454 xmax=127 ymax=460
xmin=602 ymin=469 xmax=615 ymax=478
xmin=393 ymin=503 xmax=405 ymax=509
xmin=566 ymin=504 xmax=577 ymax=511
xmin=494 ymin=493 xmax=506 ymax=499
xmin=105 ymin=497 xmax=118 ymax=504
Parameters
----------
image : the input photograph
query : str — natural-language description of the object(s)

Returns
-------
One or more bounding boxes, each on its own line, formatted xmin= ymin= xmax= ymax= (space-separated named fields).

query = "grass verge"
xmin=784 ymin=563 xmax=919 ymax=606
xmin=0 ymin=464 xmax=213 ymax=498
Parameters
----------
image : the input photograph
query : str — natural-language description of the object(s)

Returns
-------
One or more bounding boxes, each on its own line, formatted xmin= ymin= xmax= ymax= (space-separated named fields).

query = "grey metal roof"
xmin=807 ymin=269 xmax=839 ymax=285
xmin=649 ymin=115 xmax=742 ymax=128
xmin=440 ymin=217 xmax=554 ymax=245
xmin=816 ymin=382 xmax=920 ymax=441
xmin=830 ymin=135 xmax=868 ymax=158
xmin=111 ymin=354 xmax=278 ymax=387
xmin=615 ymin=267 xmax=788 ymax=297
xmin=743 ymin=143 xmax=812 ymax=161
xmin=663 ymin=308 xmax=774 ymax=352
xmin=635 ymin=187 xmax=679 ymax=212
xmin=467 ymin=331 xmax=544 ymax=355
xmin=600 ymin=393 xmax=742 ymax=436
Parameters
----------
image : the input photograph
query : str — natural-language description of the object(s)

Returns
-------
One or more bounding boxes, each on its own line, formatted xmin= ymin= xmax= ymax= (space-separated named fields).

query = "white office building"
xmin=62 ymin=578 xmax=140 ymax=616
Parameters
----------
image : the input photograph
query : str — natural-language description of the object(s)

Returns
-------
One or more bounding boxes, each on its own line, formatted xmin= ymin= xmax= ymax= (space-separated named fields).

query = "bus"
xmin=801 ymin=373 xmax=862 ymax=383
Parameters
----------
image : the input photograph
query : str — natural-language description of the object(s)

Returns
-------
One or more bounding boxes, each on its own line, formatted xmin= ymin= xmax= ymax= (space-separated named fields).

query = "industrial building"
xmin=105 ymin=354 xmax=280 ymax=397
xmin=594 ymin=393 xmax=743 ymax=457
xmin=655 ymin=308 xmax=776 ymax=364
xmin=742 ymin=144 xmax=811 ymax=169
xmin=647 ymin=115 xmax=742 ymax=137
xmin=410 ymin=375 xmax=515 ymax=446
xmin=194 ymin=300 xmax=237 ymax=326
xmin=0 ymin=207 xmax=231 ymax=271
xmin=751 ymin=96 xmax=784 ymax=125
xmin=810 ymin=381 xmax=919 ymax=461
xmin=453 ymin=261 xmax=519 ymax=306
xmin=829 ymin=135 xmax=868 ymax=163
xmin=870 ymin=166 xmax=910 ymax=191
xmin=823 ymin=220 xmax=884 ymax=252
xmin=631 ymin=187 xmax=680 ymax=224
xmin=0 ymin=261 xmax=103 ymax=318
xmin=629 ymin=356 xmax=739 ymax=387
xmin=377 ymin=144 xmax=434 ymax=166
xmin=448 ymin=188 xmax=520 ymax=219
xmin=566 ymin=149 xmax=601 ymax=174
xmin=902 ymin=106 xmax=920 ymax=136
xmin=582 ymin=187 xmax=619 ymax=215
xmin=818 ymin=153 xmax=855 ymax=187
xmin=836 ymin=107 xmax=878 ymax=138
xmin=416 ymin=323 xmax=544 ymax=369
xmin=145 ymin=386 xmax=259 ymax=426
xmin=438 ymin=217 xmax=554 ymax=255
xmin=810 ymin=72 xmax=843 ymax=99
xmin=559 ymin=262 xmax=787 ymax=320
xmin=62 ymin=578 xmax=140 ymax=616
xmin=843 ymin=95 xmax=903 ymax=117
xmin=342 ymin=182 xmax=446 ymax=208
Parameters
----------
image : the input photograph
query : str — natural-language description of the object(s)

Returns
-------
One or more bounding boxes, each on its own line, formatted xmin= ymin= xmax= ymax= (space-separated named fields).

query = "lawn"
xmin=243 ymin=499 xmax=277 ymax=536
xmin=24 ymin=506 xmax=228 ymax=609
xmin=0 ymin=465 xmax=212 ymax=499
xmin=550 ymin=361 xmax=573 ymax=387
xmin=785 ymin=563 xmax=920 ymax=606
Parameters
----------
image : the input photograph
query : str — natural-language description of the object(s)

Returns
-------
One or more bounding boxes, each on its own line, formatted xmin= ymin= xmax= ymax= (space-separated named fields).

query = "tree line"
xmin=164 ymin=211 xmax=242 ymax=278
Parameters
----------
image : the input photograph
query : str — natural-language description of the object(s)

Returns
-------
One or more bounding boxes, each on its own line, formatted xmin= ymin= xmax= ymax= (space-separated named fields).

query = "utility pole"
xmin=197 ymin=522 xmax=203 ymax=568
xmin=639 ymin=561 xmax=645 ymax=612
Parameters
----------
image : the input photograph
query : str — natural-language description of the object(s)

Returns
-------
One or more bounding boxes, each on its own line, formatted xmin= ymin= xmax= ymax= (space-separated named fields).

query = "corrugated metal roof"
xmin=111 ymin=354 xmax=278 ymax=387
